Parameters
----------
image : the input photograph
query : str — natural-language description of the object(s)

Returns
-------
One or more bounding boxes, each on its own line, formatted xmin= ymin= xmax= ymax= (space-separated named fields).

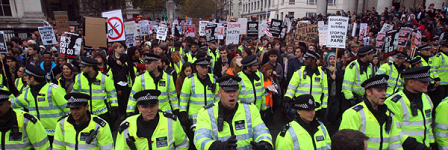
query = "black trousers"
xmin=119 ymin=86 xmax=132 ymax=115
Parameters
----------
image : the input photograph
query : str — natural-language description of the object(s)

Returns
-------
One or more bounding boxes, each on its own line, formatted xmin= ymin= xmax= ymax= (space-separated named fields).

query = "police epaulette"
xmin=58 ymin=114 xmax=69 ymax=122
xmin=349 ymin=62 xmax=356 ymax=69
xmin=23 ymin=113 xmax=37 ymax=124
xmin=93 ymin=116 xmax=107 ymax=127
xmin=119 ymin=122 xmax=130 ymax=134
xmin=352 ymin=105 xmax=364 ymax=112
xmin=204 ymin=103 xmax=215 ymax=109
xmin=390 ymin=94 xmax=402 ymax=103
xmin=101 ymin=71 xmax=109 ymax=77
xmin=388 ymin=62 xmax=392 ymax=65
xmin=240 ymin=101 xmax=251 ymax=105
xmin=187 ymin=74 xmax=194 ymax=78
xmin=137 ymin=71 xmax=146 ymax=76
xmin=280 ymin=123 xmax=290 ymax=137
xmin=162 ymin=112 xmax=178 ymax=121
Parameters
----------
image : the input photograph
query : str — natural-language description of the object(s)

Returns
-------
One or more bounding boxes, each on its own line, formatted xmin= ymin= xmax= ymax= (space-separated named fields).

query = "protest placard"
xmin=139 ymin=20 xmax=150 ymax=35
xmin=238 ymin=18 xmax=248 ymax=34
xmin=318 ymin=25 xmax=328 ymax=46
xmin=54 ymin=11 xmax=70 ymax=34
xmin=38 ymin=26 xmax=57 ymax=45
xmin=376 ymin=32 xmax=386 ymax=50
xmin=125 ymin=21 xmax=138 ymax=34
xmin=59 ymin=32 xmax=82 ymax=59
xmin=326 ymin=16 xmax=349 ymax=48
xmin=352 ymin=23 xmax=357 ymax=37
xmin=217 ymin=26 xmax=225 ymax=39
xmin=102 ymin=10 xmax=125 ymax=42
xmin=397 ymin=27 xmax=413 ymax=47
xmin=199 ymin=21 xmax=208 ymax=36
xmin=269 ymin=19 xmax=283 ymax=37
xmin=0 ymin=31 xmax=7 ymax=53
xmin=383 ymin=30 xmax=399 ymax=57
xmin=411 ymin=31 xmax=422 ymax=50
xmin=84 ymin=16 xmax=107 ymax=49
xmin=380 ymin=23 xmax=394 ymax=33
xmin=247 ymin=21 xmax=258 ymax=37
xmin=156 ymin=26 xmax=168 ymax=41
xmin=359 ymin=23 xmax=368 ymax=42
xmin=206 ymin=24 xmax=217 ymax=42
xmin=185 ymin=25 xmax=196 ymax=37
xmin=125 ymin=33 xmax=136 ymax=47
xmin=226 ymin=22 xmax=240 ymax=45
xmin=295 ymin=22 xmax=318 ymax=42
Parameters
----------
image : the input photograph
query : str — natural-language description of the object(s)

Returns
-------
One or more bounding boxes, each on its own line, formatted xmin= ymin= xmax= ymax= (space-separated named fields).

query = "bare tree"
xmin=180 ymin=0 xmax=216 ymax=18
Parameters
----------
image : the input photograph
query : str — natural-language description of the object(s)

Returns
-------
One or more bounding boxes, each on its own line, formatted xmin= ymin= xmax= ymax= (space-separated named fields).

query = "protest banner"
xmin=199 ymin=21 xmax=208 ymax=36
xmin=363 ymin=37 xmax=370 ymax=46
xmin=359 ymin=23 xmax=368 ymax=42
xmin=318 ymin=21 xmax=325 ymax=31
xmin=125 ymin=21 xmax=138 ymax=34
xmin=269 ymin=19 xmax=283 ymax=37
xmin=206 ymin=24 xmax=217 ymax=42
xmin=156 ymin=26 xmax=168 ymax=41
xmin=375 ymin=32 xmax=386 ymax=50
xmin=326 ymin=16 xmax=349 ymax=48
xmin=38 ymin=26 xmax=57 ymax=45
xmin=59 ymin=32 xmax=82 ymax=59
xmin=238 ymin=18 xmax=248 ymax=34
xmin=70 ymin=26 xmax=75 ymax=32
xmin=217 ymin=26 xmax=225 ymax=39
xmin=411 ymin=31 xmax=422 ymax=51
xmin=185 ymin=25 xmax=196 ymax=37
xmin=318 ymin=25 xmax=328 ymax=46
xmin=351 ymin=23 xmax=357 ymax=37
xmin=0 ymin=31 xmax=7 ymax=53
xmin=125 ymin=33 xmax=136 ymax=47
xmin=295 ymin=22 xmax=318 ymax=42
xmin=84 ymin=16 xmax=107 ymax=49
xmin=247 ymin=21 xmax=258 ymax=37
xmin=226 ymin=22 xmax=240 ymax=45
xmin=380 ymin=23 xmax=394 ymax=32
xmin=397 ymin=27 xmax=413 ymax=47
xmin=139 ymin=20 xmax=150 ymax=35
xmin=54 ymin=11 xmax=70 ymax=34
xmin=383 ymin=30 xmax=399 ymax=57
xmin=186 ymin=17 xmax=192 ymax=25
xmin=102 ymin=10 xmax=125 ymax=42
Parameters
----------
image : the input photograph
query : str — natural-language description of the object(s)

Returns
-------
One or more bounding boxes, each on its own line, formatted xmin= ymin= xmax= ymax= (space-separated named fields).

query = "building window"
xmin=0 ymin=0 xmax=12 ymax=16
xmin=258 ymin=1 xmax=259 ymax=9
xmin=268 ymin=0 xmax=270 ymax=6
xmin=261 ymin=1 xmax=263 ymax=8
xmin=328 ymin=0 xmax=336 ymax=6
xmin=289 ymin=0 xmax=294 ymax=5
xmin=307 ymin=0 xmax=316 ymax=5
xmin=306 ymin=12 xmax=316 ymax=17
xmin=288 ymin=12 xmax=294 ymax=17
xmin=280 ymin=12 xmax=283 ymax=20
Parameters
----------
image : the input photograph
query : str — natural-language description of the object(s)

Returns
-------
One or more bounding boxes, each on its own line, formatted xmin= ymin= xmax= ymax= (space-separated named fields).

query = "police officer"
xmin=340 ymin=75 xmax=430 ymax=150
xmin=0 ymin=89 xmax=50 ymax=149
xmin=238 ymin=55 xmax=266 ymax=112
xmin=11 ymin=64 xmax=69 ymax=142
xmin=53 ymin=93 xmax=114 ymax=150
xmin=116 ymin=90 xmax=189 ymax=150
xmin=376 ymin=51 xmax=407 ymax=96
xmin=342 ymin=45 xmax=375 ymax=108
xmin=72 ymin=56 xmax=118 ymax=126
xmin=179 ymin=58 xmax=219 ymax=134
xmin=194 ymin=76 xmax=273 ymax=150
xmin=435 ymin=96 xmax=448 ymax=149
xmin=409 ymin=57 xmax=423 ymax=68
xmin=275 ymin=94 xmax=331 ymax=149
xmin=127 ymin=53 xmax=178 ymax=116
xmin=429 ymin=38 xmax=448 ymax=104
xmin=385 ymin=66 xmax=436 ymax=148
xmin=285 ymin=50 xmax=328 ymax=119
xmin=208 ymin=40 xmax=219 ymax=73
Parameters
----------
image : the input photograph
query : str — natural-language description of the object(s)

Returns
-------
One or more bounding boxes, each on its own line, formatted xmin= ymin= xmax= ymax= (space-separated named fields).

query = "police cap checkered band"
xmin=24 ymin=69 xmax=45 ymax=78
xmin=402 ymin=72 xmax=430 ymax=79
xmin=195 ymin=59 xmax=210 ymax=66
xmin=145 ymin=55 xmax=159 ymax=62
xmin=364 ymin=77 xmax=388 ymax=89
xmin=294 ymin=103 xmax=310 ymax=109
xmin=304 ymin=52 xmax=319 ymax=60
xmin=219 ymin=78 xmax=238 ymax=86
xmin=67 ymin=96 xmax=89 ymax=103
xmin=137 ymin=93 xmax=159 ymax=103
xmin=243 ymin=59 xmax=258 ymax=66
xmin=358 ymin=48 xmax=375 ymax=55
xmin=418 ymin=44 xmax=431 ymax=51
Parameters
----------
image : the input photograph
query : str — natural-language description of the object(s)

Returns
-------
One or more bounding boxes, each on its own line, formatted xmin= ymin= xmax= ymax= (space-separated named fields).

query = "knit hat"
xmin=325 ymin=52 xmax=336 ymax=61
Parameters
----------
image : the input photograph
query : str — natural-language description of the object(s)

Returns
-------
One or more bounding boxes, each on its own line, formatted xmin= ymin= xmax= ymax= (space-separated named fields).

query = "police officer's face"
xmin=196 ymin=65 xmax=209 ymax=76
xmin=304 ymin=57 xmax=315 ymax=67
xmin=138 ymin=104 xmax=159 ymax=121
xmin=0 ymin=101 xmax=11 ymax=120
xmin=297 ymin=109 xmax=315 ymax=123
xmin=366 ymin=88 xmax=387 ymax=106
xmin=145 ymin=61 xmax=159 ymax=72
xmin=442 ymin=46 xmax=448 ymax=53
xmin=218 ymin=88 xmax=239 ymax=109
xmin=249 ymin=65 xmax=258 ymax=72
xmin=395 ymin=57 xmax=405 ymax=64
xmin=408 ymin=80 xmax=430 ymax=93
xmin=24 ymin=75 xmax=32 ymax=85
xmin=420 ymin=49 xmax=430 ymax=56
xmin=80 ymin=66 xmax=90 ymax=73
xmin=70 ymin=105 xmax=89 ymax=123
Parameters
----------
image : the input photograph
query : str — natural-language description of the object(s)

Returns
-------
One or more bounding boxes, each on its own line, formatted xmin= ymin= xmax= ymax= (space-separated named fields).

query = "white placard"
xmin=156 ymin=26 xmax=168 ymax=41
xmin=226 ymin=22 xmax=241 ymax=45
xmin=217 ymin=26 xmax=225 ymax=39
xmin=199 ymin=21 xmax=208 ymax=36
xmin=102 ymin=10 xmax=125 ymax=42
xmin=380 ymin=23 xmax=393 ymax=33
xmin=319 ymin=25 xmax=328 ymax=46
xmin=38 ymin=26 xmax=57 ymax=45
xmin=238 ymin=18 xmax=248 ymax=34
xmin=326 ymin=16 xmax=349 ymax=48
xmin=351 ymin=23 xmax=357 ymax=37
xmin=139 ymin=20 xmax=150 ymax=35
xmin=125 ymin=22 xmax=137 ymax=34
xmin=125 ymin=33 xmax=136 ymax=47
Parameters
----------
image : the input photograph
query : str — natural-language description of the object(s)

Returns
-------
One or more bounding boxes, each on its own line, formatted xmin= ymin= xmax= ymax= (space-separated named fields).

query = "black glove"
xmin=179 ymin=111 xmax=189 ymax=127
xmin=284 ymin=97 xmax=292 ymax=111
xmin=217 ymin=135 xmax=237 ymax=150
xmin=250 ymin=141 xmax=273 ymax=150
xmin=173 ymin=109 xmax=179 ymax=116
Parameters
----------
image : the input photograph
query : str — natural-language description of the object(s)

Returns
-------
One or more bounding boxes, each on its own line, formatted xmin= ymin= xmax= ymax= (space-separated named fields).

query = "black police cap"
xmin=401 ymin=66 xmax=433 ymax=82
xmin=194 ymin=58 xmax=211 ymax=67
xmin=65 ymin=93 xmax=90 ymax=108
xmin=216 ymin=75 xmax=241 ymax=91
xmin=79 ymin=56 xmax=99 ymax=67
xmin=358 ymin=45 xmax=374 ymax=56
xmin=361 ymin=74 xmax=389 ymax=89
xmin=409 ymin=57 xmax=422 ymax=66
xmin=241 ymin=55 xmax=260 ymax=66
xmin=395 ymin=51 xmax=408 ymax=59
xmin=292 ymin=94 xmax=320 ymax=110
xmin=134 ymin=90 xmax=161 ymax=106
xmin=417 ymin=44 xmax=431 ymax=51
xmin=0 ymin=90 xmax=11 ymax=104
xmin=24 ymin=64 xmax=47 ymax=78
xmin=303 ymin=50 xmax=320 ymax=60
xmin=143 ymin=53 xmax=161 ymax=63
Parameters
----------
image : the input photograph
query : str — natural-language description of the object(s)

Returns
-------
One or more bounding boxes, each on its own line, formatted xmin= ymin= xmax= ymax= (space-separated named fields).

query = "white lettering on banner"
xmin=157 ymin=26 xmax=168 ymax=41
xmin=38 ymin=26 xmax=57 ymax=45
xmin=226 ymin=22 xmax=240 ymax=45
xmin=199 ymin=21 xmax=208 ymax=36
xmin=326 ymin=16 xmax=349 ymax=48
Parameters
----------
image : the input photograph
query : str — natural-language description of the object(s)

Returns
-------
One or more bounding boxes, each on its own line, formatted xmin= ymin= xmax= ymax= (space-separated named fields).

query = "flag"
xmin=178 ymin=16 xmax=181 ymax=24
xmin=185 ymin=15 xmax=188 ymax=22
xmin=162 ymin=10 xmax=168 ymax=21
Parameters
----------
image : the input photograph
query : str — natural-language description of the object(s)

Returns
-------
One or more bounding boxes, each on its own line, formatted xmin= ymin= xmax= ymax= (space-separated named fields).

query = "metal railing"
xmin=0 ymin=28 xmax=36 ymax=42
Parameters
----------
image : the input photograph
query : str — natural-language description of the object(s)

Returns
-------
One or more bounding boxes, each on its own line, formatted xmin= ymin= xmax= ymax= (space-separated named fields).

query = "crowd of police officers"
xmin=3 ymin=32 xmax=448 ymax=150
